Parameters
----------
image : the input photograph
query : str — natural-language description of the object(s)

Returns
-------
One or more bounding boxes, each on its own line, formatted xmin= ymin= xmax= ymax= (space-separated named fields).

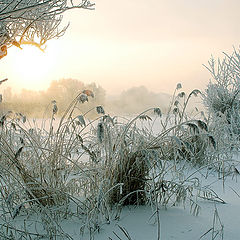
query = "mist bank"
xmin=1 ymin=79 xmax=105 ymax=118
xmin=0 ymin=78 xmax=202 ymax=117
xmin=106 ymin=86 xmax=171 ymax=115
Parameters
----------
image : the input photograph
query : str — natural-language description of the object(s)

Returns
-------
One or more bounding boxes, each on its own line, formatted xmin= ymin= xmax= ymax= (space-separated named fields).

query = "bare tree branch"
xmin=0 ymin=0 xmax=95 ymax=58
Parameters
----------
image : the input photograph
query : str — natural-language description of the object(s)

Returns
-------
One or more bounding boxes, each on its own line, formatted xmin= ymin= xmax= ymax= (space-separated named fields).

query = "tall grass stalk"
xmin=0 ymin=86 xmax=231 ymax=239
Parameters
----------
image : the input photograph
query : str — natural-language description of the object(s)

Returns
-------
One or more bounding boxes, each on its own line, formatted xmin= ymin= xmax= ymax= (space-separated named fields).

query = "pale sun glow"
xmin=10 ymin=44 xmax=59 ymax=91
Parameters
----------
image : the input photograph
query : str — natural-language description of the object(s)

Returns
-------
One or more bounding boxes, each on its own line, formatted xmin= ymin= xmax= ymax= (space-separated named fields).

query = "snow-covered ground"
xmin=68 ymin=167 xmax=239 ymax=240
xmin=94 ymin=176 xmax=240 ymax=240
xmin=3 ymin=117 xmax=240 ymax=240
xmin=34 ymin=164 xmax=240 ymax=240
xmin=23 ymin=169 xmax=237 ymax=240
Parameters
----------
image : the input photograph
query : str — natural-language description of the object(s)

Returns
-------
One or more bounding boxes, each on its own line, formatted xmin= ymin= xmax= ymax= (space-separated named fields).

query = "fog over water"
xmin=0 ymin=78 xmax=203 ymax=118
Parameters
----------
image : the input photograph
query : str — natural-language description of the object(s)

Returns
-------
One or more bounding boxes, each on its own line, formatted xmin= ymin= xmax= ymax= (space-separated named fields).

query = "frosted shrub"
xmin=203 ymin=48 xmax=240 ymax=136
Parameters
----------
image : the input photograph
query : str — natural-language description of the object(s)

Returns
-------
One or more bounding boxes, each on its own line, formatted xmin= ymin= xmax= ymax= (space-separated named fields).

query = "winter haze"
xmin=1 ymin=0 xmax=240 ymax=111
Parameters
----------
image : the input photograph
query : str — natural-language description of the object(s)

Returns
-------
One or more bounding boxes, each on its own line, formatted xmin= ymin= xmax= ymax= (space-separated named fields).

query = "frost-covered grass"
xmin=203 ymin=47 xmax=240 ymax=137
xmin=0 ymin=85 xmax=239 ymax=240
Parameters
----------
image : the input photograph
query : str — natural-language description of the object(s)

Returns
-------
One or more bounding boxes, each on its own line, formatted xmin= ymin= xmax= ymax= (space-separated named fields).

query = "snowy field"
xmin=8 ymin=151 xmax=240 ymax=240
xmin=1 ymin=106 xmax=240 ymax=240
xmin=92 ymin=170 xmax=240 ymax=240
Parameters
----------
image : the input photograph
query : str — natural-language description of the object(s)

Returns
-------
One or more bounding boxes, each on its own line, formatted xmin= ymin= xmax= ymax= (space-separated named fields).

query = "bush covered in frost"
xmin=203 ymin=48 xmax=240 ymax=136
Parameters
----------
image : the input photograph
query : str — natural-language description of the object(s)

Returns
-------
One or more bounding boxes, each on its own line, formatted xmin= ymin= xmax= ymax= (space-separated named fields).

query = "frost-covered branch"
xmin=0 ymin=0 xmax=95 ymax=58
xmin=203 ymin=47 xmax=240 ymax=134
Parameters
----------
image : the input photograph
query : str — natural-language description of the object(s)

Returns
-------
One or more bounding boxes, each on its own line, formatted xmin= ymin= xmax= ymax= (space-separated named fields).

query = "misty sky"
xmin=1 ymin=0 xmax=240 ymax=95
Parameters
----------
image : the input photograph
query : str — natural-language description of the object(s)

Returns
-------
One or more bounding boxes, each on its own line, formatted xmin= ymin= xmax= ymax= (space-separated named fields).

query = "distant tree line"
xmin=1 ymin=78 xmax=105 ymax=117
xmin=1 ymin=79 xmax=175 ymax=117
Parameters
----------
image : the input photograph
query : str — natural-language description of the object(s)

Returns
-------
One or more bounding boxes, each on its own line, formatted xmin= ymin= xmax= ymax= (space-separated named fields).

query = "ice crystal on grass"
xmin=52 ymin=100 xmax=58 ymax=114
xmin=22 ymin=115 xmax=26 ymax=123
xmin=78 ymin=93 xmax=88 ymax=103
xmin=177 ymin=83 xmax=182 ymax=90
xmin=208 ymin=135 xmax=216 ymax=149
xmin=173 ymin=107 xmax=179 ymax=114
xmin=186 ymin=123 xmax=200 ymax=134
xmin=174 ymin=100 xmax=180 ymax=106
xmin=190 ymin=89 xmax=201 ymax=97
xmin=0 ymin=78 xmax=7 ymax=85
xmin=153 ymin=108 xmax=162 ymax=117
xmin=77 ymin=115 xmax=86 ymax=127
xmin=15 ymin=146 xmax=23 ymax=159
xmin=178 ymin=91 xmax=185 ymax=98
xmin=82 ymin=89 xmax=94 ymax=98
xmin=139 ymin=114 xmax=152 ymax=121
xmin=6 ymin=192 xmax=14 ymax=206
xmin=96 ymin=106 xmax=105 ymax=114
xmin=97 ymin=122 xmax=104 ymax=143
xmin=102 ymin=114 xmax=115 ymax=125
xmin=0 ymin=114 xmax=6 ymax=127
xmin=12 ymin=204 xmax=23 ymax=219
xmin=197 ymin=120 xmax=208 ymax=131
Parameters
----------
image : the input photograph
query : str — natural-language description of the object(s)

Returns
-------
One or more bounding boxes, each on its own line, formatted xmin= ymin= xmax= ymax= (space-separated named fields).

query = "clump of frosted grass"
xmin=0 ymin=85 xmax=230 ymax=239
xmin=0 ymin=90 xmax=100 ymax=238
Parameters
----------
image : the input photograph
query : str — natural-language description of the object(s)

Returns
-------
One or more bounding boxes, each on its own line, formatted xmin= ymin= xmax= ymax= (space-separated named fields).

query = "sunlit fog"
xmin=1 ymin=0 xmax=240 ymax=114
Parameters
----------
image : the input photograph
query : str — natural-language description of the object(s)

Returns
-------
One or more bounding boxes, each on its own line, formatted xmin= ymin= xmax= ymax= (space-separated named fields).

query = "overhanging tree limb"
xmin=0 ymin=0 xmax=95 ymax=57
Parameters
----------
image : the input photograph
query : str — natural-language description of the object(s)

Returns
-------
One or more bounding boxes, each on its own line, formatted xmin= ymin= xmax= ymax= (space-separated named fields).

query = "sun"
xmin=10 ymin=44 xmax=59 ymax=91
